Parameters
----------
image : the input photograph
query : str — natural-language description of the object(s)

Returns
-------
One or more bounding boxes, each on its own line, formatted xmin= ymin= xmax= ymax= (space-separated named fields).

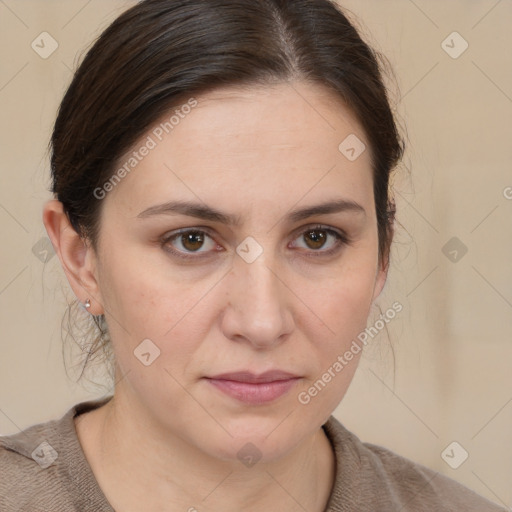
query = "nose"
xmin=220 ymin=253 xmax=295 ymax=349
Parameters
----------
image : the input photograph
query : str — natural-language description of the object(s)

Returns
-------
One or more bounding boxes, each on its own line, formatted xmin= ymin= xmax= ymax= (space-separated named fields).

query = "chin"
xmin=203 ymin=414 xmax=311 ymax=464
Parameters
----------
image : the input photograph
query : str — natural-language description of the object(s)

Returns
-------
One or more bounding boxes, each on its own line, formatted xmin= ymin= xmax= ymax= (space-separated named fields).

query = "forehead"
xmin=182 ymin=81 xmax=362 ymax=145
xmin=106 ymin=81 xmax=373 ymax=214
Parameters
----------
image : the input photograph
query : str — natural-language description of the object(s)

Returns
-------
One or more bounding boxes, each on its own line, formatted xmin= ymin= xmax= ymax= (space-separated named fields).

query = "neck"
xmin=76 ymin=391 xmax=336 ymax=512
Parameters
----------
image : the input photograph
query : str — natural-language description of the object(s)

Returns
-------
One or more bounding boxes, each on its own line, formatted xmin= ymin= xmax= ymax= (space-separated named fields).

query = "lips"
xmin=206 ymin=370 xmax=299 ymax=383
xmin=204 ymin=370 xmax=301 ymax=404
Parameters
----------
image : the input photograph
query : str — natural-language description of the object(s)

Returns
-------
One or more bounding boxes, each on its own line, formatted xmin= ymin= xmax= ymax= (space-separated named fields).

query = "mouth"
xmin=203 ymin=370 xmax=301 ymax=404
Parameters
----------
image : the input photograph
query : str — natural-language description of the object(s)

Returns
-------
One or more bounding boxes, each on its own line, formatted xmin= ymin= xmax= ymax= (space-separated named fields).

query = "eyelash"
xmin=160 ymin=224 xmax=351 ymax=261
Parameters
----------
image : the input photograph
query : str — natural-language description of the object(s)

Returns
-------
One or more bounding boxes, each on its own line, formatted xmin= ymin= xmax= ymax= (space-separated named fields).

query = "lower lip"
xmin=205 ymin=378 xmax=300 ymax=404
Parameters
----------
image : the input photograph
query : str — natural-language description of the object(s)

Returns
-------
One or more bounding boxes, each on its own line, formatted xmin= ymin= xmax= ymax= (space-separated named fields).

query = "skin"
xmin=43 ymin=80 xmax=390 ymax=512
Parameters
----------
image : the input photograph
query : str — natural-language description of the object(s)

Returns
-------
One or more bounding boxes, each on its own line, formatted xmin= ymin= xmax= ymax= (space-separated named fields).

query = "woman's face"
xmin=90 ymin=81 xmax=387 ymax=462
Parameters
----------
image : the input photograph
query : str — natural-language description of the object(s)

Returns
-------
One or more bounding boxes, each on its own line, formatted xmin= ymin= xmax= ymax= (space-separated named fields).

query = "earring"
xmin=84 ymin=299 xmax=91 ymax=309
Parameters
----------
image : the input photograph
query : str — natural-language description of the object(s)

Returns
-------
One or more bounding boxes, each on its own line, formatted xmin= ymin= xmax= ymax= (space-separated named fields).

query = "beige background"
xmin=0 ymin=0 xmax=511 ymax=507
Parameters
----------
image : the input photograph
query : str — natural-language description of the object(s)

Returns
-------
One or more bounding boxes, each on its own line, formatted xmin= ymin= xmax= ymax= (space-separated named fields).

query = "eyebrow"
xmin=136 ymin=198 xmax=366 ymax=225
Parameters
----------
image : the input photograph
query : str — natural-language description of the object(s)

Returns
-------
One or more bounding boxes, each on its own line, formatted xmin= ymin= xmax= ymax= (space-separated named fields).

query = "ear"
xmin=42 ymin=199 xmax=104 ymax=315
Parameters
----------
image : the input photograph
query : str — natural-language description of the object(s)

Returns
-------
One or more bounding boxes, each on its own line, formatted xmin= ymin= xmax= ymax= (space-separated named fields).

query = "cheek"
xmin=98 ymin=243 xmax=187 ymax=325
xmin=294 ymin=272 xmax=374 ymax=415
xmin=298 ymin=250 xmax=378 ymax=391
xmin=308 ymin=253 xmax=377 ymax=333
xmin=97 ymin=248 xmax=218 ymax=366
xmin=307 ymin=282 xmax=372 ymax=380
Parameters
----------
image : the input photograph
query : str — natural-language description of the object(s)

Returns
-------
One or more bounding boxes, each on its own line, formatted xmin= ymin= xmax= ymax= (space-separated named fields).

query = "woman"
xmin=0 ymin=0 xmax=506 ymax=510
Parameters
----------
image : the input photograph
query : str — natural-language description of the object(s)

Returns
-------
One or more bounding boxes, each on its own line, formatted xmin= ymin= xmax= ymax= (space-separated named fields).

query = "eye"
xmin=290 ymin=224 xmax=349 ymax=257
xmin=161 ymin=229 xmax=218 ymax=260
xmin=160 ymin=224 xmax=350 ymax=261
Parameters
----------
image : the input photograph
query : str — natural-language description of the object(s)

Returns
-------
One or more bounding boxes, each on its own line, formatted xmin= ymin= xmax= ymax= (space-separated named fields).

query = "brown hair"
xmin=49 ymin=0 xmax=405 ymax=384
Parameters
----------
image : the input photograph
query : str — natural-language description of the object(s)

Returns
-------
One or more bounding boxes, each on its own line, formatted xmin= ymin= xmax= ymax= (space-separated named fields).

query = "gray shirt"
xmin=0 ymin=396 xmax=507 ymax=511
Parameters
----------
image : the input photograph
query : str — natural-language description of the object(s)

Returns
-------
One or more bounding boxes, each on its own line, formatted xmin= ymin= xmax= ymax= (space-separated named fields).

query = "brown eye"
xmin=180 ymin=231 xmax=205 ymax=252
xmin=303 ymin=229 xmax=328 ymax=250
xmin=291 ymin=224 xmax=348 ymax=257
xmin=162 ymin=229 xmax=217 ymax=259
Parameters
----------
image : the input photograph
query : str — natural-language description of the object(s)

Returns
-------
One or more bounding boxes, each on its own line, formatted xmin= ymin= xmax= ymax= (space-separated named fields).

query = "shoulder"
xmin=0 ymin=397 xmax=114 ymax=512
xmin=322 ymin=416 xmax=508 ymax=511
xmin=360 ymin=441 xmax=506 ymax=511
xmin=0 ymin=413 xmax=68 ymax=511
